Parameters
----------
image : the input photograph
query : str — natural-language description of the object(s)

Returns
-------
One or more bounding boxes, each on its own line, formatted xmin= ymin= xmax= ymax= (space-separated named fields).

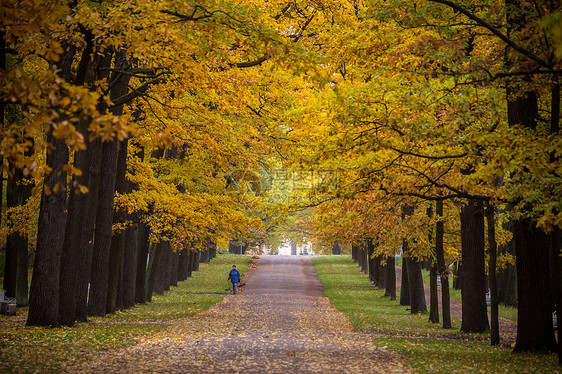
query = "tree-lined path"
xmin=70 ymin=256 xmax=410 ymax=373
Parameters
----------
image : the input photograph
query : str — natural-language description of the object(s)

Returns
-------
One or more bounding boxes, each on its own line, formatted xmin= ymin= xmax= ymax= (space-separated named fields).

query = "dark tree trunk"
xmin=435 ymin=200 xmax=451 ymax=329
xmin=228 ymin=241 xmax=239 ymax=254
xmin=58 ymin=38 xmax=100 ymax=326
xmin=200 ymin=239 xmax=210 ymax=263
xmin=186 ymin=249 xmax=194 ymax=278
xmin=429 ymin=263 xmax=439 ymax=323
xmin=149 ymin=242 xmax=166 ymax=295
xmin=27 ymin=131 xmax=69 ymax=326
xmin=135 ymin=222 xmax=150 ymax=303
xmin=486 ymin=204 xmax=500 ymax=345
xmin=513 ymin=219 xmax=557 ymax=352
xmin=209 ymin=240 xmax=217 ymax=259
xmin=145 ymin=242 xmax=159 ymax=301
xmin=191 ymin=250 xmax=200 ymax=272
xmin=460 ymin=199 xmax=489 ymax=333
xmin=352 ymin=243 xmax=357 ymax=262
xmin=163 ymin=242 xmax=173 ymax=291
xmin=26 ymin=46 xmax=77 ymax=326
xmin=87 ymin=139 xmax=120 ymax=316
xmin=384 ymin=256 xmax=396 ymax=300
xmin=291 ymin=243 xmax=297 ymax=256
xmin=407 ymin=256 xmax=427 ymax=314
xmin=368 ymin=240 xmax=375 ymax=283
xmin=177 ymin=246 xmax=189 ymax=282
xmin=400 ymin=255 xmax=410 ymax=306
xmin=88 ymin=49 xmax=131 ymax=317
xmin=332 ymin=240 xmax=341 ymax=255
xmin=170 ymin=249 xmax=179 ymax=288
xmin=121 ymin=222 xmax=138 ymax=309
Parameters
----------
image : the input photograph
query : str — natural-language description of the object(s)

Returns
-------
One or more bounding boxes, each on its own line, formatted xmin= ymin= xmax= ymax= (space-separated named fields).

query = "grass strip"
xmin=313 ymin=255 xmax=559 ymax=374
xmin=0 ymin=252 xmax=249 ymax=374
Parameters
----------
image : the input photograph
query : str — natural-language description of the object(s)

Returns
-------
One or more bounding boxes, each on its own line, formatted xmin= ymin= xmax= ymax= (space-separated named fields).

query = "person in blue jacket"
xmin=228 ymin=265 xmax=241 ymax=294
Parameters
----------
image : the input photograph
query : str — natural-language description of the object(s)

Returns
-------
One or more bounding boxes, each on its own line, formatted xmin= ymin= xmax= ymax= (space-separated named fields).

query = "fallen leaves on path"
xmin=69 ymin=257 xmax=410 ymax=373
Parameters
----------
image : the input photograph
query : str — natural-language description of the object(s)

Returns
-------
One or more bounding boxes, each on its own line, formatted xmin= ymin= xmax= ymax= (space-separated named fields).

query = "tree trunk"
xmin=429 ymin=263 xmax=439 ymax=323
xmin=332 ymin=240 xmax=341 ymax=255
xmin=145 ymin=242 xmax=159 ymax=302
xmin=74 ymin=137 xmax=104 ymax=322
xmin=149 ymin=242 xmax=166 ymax=295
xmin=435 ymin=200 xmax=452 ymax=329
xmin=400 ymin=255 xmax=410 ymax=306
xmin=27 ymin=131 xmax=69 ymax=326
xmin=352 ymin=243 xmax=358 ymax=262
xmin=177 ymin=246 xmax=189 ymax=282
xmin=209 ymin=240 xmax=217 ymax=259
xmin=200 ymin=239 xmax=210 ymax=263
xmin=191 ymin=250 xmax=200 ymax=272
xmin=486 ymin=204 xmax=500 ymax=345
xmin=513 ymin=219 xmax=557 ymax=352
xmin=170 ymin=249 xmax=179 ymax=288
xmin=87 ymin=139 xmax=120 ymax=316
xmin=186 ymin=249 xmax=194 ymax=278
xmin=407 ymin=256 xmax=427 ymax=314
xmin=460 ymin=199 xmax=489 ymax=333
xmin=135 ymin=222 xmax=150 ymax=303
xmin=120 ymin=222 xmax=138 ymax=309
xmin=384 ymin=255 xmax=396 ymax=300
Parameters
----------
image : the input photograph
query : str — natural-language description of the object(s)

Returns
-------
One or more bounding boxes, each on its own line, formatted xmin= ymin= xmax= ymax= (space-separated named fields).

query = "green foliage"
xmin=0 ymin=253 xmax=249 ymax=374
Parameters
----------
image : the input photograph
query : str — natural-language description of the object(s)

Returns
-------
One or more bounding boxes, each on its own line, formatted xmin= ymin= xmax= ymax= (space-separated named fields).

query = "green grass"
xmin=313 ymin=256 xmax=466 ymax=337
xmin=0 ymin=253 xmax=249 ymax=373
xmin=313 ymin=255 xmax=560 ymax=374
xmin=375 ymin=337 xmax=560 ymax=374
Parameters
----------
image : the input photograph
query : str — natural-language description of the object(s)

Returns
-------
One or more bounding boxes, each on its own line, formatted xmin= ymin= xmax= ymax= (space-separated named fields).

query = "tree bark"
xmin=400 ymin=255 xmax=410 ymax=306
xmin=191 ymin=250 xmax=200 ymax=272
xmin=513 ymin=219 xmax=557 ymax=352
xmin=120 ymin=222 xmax=138 ymax=309
xmin=27 ymin=131 xmax=69 ymax=326
xmin=435 ymin=200 xmax=452 ymax=329
xmin=407 ymin=256 xmax=427 ymax=314
xmin=332 ymin=240 xmax=341 ymax=255
xmin=135 ymin=222 xmax=150 ymax=303
xmin=460 ymin=199 xmax=489 ymax=333
xmin=429 ymin=263 xmax=439 ymax=323
xmin=177 ymin=246 xmax=189 ymax=282
xmin=384 ymin=255 xmax=396 ymax=300
xmin=87 ymin=139 xmax=120 ymax=316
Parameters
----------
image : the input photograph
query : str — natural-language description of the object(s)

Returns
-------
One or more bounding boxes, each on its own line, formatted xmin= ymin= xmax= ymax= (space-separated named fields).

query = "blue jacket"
xmin=228 ymin=269 xmax=240 ymax=283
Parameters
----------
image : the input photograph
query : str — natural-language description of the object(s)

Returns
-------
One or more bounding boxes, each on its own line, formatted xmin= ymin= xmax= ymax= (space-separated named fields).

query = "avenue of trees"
xmin=0 ymin=0 xmax=561 ymax=364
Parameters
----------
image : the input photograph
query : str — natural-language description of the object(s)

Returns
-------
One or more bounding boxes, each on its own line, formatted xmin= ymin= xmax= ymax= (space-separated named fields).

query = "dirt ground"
xmin=69 ymin=256 xmax=410 ymax=373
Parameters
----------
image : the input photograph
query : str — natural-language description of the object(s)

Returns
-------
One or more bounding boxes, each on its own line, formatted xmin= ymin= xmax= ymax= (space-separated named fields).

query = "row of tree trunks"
xmin=351 ymin=239 xmax=397 ymax=301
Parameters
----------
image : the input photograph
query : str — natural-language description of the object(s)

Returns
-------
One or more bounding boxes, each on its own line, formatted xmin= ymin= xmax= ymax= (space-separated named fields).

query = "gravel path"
xmin=70 ymin=256 xmax=410 ymax=373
